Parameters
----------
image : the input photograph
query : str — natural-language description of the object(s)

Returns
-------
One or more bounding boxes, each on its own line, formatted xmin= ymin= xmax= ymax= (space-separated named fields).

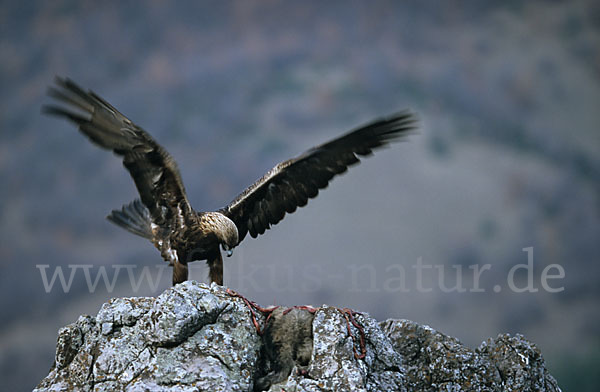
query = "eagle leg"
xmin=207 ymin=251 xmax=223 ymax=286
xmin=172 ymin=260 xmax=188 ymax=286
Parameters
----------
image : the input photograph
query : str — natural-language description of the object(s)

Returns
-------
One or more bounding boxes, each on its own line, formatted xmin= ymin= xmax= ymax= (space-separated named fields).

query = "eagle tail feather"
xmin=107 ymin=199 xmax=153 ymax=239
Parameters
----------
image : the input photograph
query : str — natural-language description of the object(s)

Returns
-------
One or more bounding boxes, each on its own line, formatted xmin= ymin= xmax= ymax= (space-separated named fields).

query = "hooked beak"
xmin=222 ymin=244 xmax=233 ymax=257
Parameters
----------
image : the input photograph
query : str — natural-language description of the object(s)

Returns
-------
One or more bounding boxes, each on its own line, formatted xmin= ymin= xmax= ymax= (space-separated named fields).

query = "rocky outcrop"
xmin=34 ymin=281 xmax=561 ymax=391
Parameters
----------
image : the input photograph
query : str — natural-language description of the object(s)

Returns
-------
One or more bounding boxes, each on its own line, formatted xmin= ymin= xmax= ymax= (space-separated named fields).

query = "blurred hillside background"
xmin=1 ymin=1 xmax=598 ymax=390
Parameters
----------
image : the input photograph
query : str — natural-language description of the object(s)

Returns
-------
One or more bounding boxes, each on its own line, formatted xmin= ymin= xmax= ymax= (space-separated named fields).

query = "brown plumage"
xmin=44 ymin=77 xmax=417 ymax=286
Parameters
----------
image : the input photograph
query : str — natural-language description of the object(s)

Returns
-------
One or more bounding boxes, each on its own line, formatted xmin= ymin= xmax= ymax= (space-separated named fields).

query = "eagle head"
xmin=202 ymin=212 xmax=239 ymax=257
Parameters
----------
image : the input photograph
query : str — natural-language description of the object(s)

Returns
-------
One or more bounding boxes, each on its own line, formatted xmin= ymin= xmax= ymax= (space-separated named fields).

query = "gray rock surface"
xmin=34 ymin=281 xmax=561 ymax=391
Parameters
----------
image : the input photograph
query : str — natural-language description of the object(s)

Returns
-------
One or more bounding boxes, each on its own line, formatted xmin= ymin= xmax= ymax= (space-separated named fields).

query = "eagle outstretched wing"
xmin=220 ymin=111 xmax=417 ymax=242
xmin=43 ymin=77 xmax=191 ymax=227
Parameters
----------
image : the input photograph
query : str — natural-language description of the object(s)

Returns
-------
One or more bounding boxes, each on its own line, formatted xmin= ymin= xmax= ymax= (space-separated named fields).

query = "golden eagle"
xmin=44 ymin=77 xmax=416 ymax=286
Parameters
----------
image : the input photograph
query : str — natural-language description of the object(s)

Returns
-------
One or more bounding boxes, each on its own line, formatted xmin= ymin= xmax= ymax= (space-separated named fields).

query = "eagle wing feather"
xmin=44 ymin=77 xmax=191 ymax=227
xmin=221 ymin=111 xmax=417 ymax=242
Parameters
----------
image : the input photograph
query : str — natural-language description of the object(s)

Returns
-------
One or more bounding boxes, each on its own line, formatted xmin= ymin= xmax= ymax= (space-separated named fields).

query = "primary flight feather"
xmin=44 ymin=77 xmax=416 ymax=286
